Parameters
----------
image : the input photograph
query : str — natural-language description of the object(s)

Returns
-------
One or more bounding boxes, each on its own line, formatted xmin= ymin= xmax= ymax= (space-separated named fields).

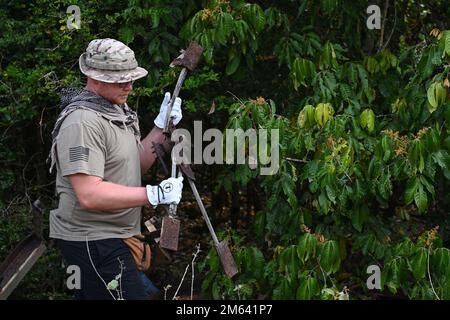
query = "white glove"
xmin=146 ymin=176 xmax=184 ymax=207
xmin=154 ymin=92 xmax=182 ymax=128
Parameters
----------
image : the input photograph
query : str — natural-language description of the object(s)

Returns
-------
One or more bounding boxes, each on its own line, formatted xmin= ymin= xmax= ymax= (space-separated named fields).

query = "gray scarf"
xmin=48 ymin=88 xmax=142 ymax=173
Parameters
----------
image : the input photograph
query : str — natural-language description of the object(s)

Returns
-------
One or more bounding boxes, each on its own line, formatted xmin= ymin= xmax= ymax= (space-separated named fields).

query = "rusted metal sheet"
xmin=216 ymin=240 xmax=238 ymax=278
xmin=159 ymin=216 xmax=180 ymax=251
xmin=0 ymin=234 xmax=46 ymax=300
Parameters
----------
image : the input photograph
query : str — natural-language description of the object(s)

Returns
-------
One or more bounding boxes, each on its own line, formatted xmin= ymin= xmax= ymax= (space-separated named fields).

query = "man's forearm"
xmin=140 ymin=126 xmax=166 ymax=173
xmin=77 ymin=180 xmax=149 ymax=211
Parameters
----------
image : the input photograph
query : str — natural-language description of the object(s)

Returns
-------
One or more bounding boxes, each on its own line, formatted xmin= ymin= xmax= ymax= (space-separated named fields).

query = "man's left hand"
xmin=154 ymin=92 xmax=182 ymax=129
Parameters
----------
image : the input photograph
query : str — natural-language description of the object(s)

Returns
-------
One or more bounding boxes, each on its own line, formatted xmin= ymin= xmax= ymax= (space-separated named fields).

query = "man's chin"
xmin=116 ymin=97 xmax=128 ymax=105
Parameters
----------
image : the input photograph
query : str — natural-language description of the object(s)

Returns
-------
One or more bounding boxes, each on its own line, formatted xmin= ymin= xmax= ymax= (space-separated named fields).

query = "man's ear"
xmin=87 ymin=77 xmax=100 ymax=86
xmin=86 ymin=78 xmax=104 ymax=93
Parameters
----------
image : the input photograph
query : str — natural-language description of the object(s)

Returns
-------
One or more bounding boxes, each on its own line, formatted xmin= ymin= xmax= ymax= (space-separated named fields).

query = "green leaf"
xmin=281 ymin=175 xmax=295 ymax=199
xmin=298 ymin=104 xmax=315 ymax=128
xmin=199 ymin=33 xmax=213 ymax=51
xmin=242 ymin=3 xmax=266 ymax=33
xmin=288 ymin=245 xmax=300 ymax=274
xmin=360 ymin=109 xmax=375 ymax=133
xmin=381 ymin=136 xmax=392 ymax=162
xmin=427 ymin=82 xmax=447 ymax=113
xmin=296 ymin=276 xmax=319 ymax=299
xmin=107 ymin=279 xmax=119 ymax=290
xmin=319 ymin=42 xmax=338 ymax=70
xmin=212 ymin=280 xmax=221 ymax=300
xmin=351 ymin=203 xmax=369 ymax=232
xmin=243 ymin=247 xmax=265 ymax=280
xmin=315 ymin=103 xmax=334 ymax=127
xmin=234 ymin=20 xmax=249 ymax=42
xmin=226 ymin=53 xmax=241 ymax=75
xmin=410 ymin=248 xmax=427 ymax=280
xmin=273 ymin=278 xmax=295 ymax=300
xmin=432 ymin=150 xmax=450 ymax=170
xmin=359 ymin=234 xmax=377 ymax=255
xmin=214 ymin=27 xmax=226 ymax=46
xmin=393 ymin=238 xmax=415 ymax=256
xmin=405 ymin=178 xmax=419 ymax=205
xmin=420 ymin=176 xmax=435 ymax=197
xmin=297 ymin=233 xmax=318 ymax=262
xmin=318 ymin=191 xmax=330 ymax=214
xmin=253 ymin=5 xmax=266 ymax=32
xmin=339 ymin=83 xmax=352 ymax=101
xmin=414 ymin=183 xmax=428 ymax=213
xmin=409 ymin=140 xmax=420 ymax=167
xmin=292 ymin=58 xmax=316 ymax=89
xmin=150 ymin=11 xmax=160 ymax=29
xmin=118 ymin=26 xmax=135 ymax=44
xmin=221 ymin=13 xmax=234 ymax=38
xmin=427 ymin=87 xmax=437 ymax=112
xmin=378 ymin=171 xmax=392 ymax=200
xmin=209 ymin=248 xmax=220 ymax=272
xmin=325 ymin=185 xmax=336 ymax=203
xmin=386 ymin=257 xmax=407 ymax=293
xmin=319 ymin=240 xmax=340 ymax=274
xmin=417 ymin=47 xmax=435 ymax=80
xmin=321 ymin=0 xmax=338 ymax=14
xmin=444 ymin=30 xmax=450 ymax=57
xmin=432 ymin=248 xmax=450 ymax=278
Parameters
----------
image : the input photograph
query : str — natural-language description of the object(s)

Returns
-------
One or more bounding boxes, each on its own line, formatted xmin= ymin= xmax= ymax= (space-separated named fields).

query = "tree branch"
xmin=378 ymin=0 xmax=390 ymax=52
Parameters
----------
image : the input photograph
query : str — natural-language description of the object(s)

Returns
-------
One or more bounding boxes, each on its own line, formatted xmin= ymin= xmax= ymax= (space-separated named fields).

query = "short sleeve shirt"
xmin=49 ymin=106 xmax=142 ymax=241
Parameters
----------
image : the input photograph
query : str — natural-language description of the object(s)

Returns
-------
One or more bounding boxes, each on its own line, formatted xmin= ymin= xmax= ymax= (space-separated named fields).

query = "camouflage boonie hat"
xmin=79 ymin=38 xmax=148 ymax=83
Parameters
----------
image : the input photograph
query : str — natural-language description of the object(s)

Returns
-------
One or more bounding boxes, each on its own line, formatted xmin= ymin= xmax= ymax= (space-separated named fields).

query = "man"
xmin=48 ymin=38 xmax=183 ymax=300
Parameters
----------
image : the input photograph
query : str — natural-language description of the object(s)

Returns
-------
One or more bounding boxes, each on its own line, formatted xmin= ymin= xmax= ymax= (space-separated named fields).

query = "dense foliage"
xmin=0 ymin=0 xmax=449 ymax=299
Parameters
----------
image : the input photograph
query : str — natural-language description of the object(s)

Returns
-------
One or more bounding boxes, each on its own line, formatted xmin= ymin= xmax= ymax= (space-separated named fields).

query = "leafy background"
xmin=0 ymin=0 xmax=449 ymax=299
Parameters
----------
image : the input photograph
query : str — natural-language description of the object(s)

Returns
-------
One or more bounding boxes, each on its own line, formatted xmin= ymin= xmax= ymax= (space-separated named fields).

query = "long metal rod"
xmin=169 ymin=162 xmax=179 ymax=215
xmin=163 ymin=68 xmax=188 ymax=133
xmin=187 ymin=178 xmax=220 ymax=246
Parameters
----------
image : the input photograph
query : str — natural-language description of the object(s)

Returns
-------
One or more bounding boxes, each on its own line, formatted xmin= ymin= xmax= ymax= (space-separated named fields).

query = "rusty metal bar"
xmin=0 ymin=235 xmax=46 ymax=300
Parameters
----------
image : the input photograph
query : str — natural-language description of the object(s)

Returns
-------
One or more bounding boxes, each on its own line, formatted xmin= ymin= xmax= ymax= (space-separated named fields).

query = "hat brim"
xmin=79 ymin=53 xmax=148 ymax=83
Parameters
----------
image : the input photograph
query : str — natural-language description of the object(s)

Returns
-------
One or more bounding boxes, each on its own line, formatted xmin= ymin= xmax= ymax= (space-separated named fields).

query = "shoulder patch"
xmin=69 ymin=146 xmax=90 ymax=162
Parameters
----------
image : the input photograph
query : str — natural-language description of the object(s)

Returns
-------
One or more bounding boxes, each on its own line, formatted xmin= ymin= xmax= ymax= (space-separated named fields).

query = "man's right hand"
xmin=146 ymin=176 xmax=183 ymax=207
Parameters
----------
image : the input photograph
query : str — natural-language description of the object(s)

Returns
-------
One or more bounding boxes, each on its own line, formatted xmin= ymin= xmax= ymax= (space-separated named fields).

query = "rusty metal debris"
xmin=0 ymin=200 xmax=46 ymax=300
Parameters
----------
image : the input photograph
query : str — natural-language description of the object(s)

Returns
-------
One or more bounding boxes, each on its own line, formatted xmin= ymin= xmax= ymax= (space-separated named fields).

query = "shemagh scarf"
xmin=48 ymin=88 xmax=142 ymax=173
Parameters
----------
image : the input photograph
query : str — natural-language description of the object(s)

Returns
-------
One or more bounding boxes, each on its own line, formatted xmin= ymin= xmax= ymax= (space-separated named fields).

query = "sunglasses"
xmin=118 ymin=80 xmax=134 ymax=88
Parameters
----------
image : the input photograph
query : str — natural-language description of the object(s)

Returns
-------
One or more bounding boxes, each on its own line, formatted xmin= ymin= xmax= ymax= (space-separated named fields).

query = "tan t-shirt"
xmin=49 ymin=106 xmax=142 ymax=241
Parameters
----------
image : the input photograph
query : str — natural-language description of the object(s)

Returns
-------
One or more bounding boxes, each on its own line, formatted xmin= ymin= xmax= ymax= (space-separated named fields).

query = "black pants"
xmin=58 ymin=238 xmax=149 ymax=300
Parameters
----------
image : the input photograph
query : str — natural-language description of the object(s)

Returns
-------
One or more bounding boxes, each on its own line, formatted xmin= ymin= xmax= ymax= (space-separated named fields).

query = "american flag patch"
xmin=69 ymin=146 xmax=90 ymax=162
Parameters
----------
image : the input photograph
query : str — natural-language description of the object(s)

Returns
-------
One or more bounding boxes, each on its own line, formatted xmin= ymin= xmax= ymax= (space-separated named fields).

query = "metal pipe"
xmin=163 ymin=68 xmax=188 ymax=133
xmin=187 ymin=178 xmax=220 ymax=246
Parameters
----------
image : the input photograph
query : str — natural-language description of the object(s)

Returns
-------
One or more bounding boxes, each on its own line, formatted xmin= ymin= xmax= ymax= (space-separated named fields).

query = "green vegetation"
xmin=1 ymin=0 xmax=449 ymax=299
